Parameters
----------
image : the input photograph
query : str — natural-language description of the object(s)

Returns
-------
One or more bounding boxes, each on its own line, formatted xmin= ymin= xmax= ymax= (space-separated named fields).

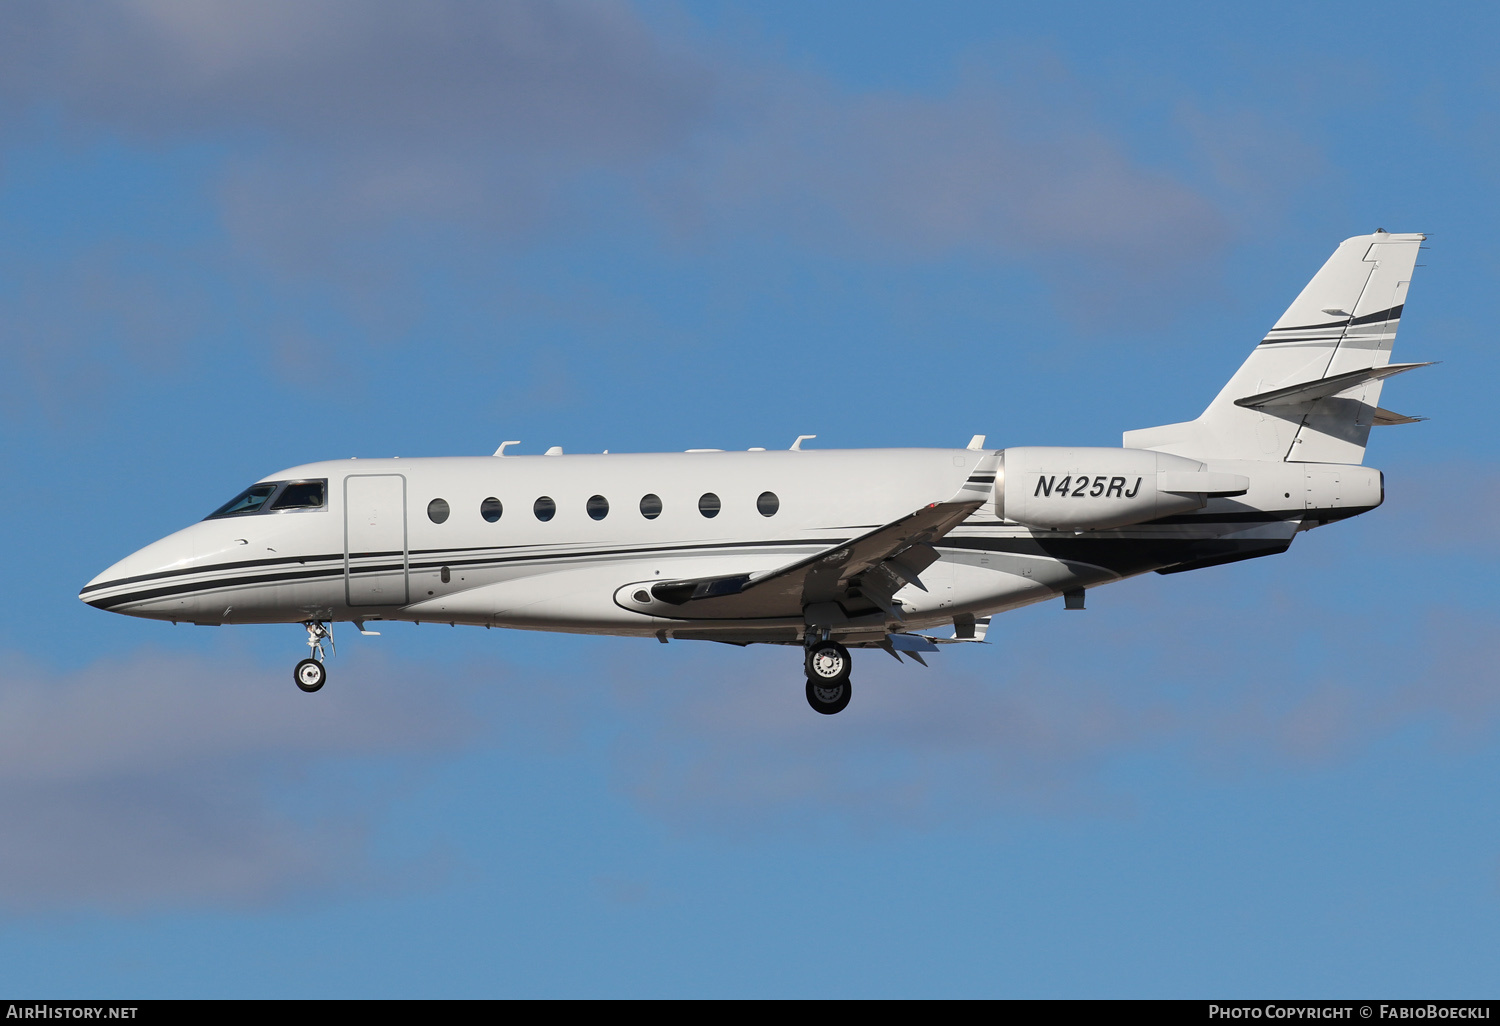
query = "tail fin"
xmin=1125 ymin=231 xmax=1427 ymax=464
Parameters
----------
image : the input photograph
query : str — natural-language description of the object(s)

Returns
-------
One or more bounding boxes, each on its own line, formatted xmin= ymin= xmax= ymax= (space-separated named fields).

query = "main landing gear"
xmin=294 ymin=621 xmax=331 ymax=693
xmin=804 ymin=638 xmax=852 ymax=715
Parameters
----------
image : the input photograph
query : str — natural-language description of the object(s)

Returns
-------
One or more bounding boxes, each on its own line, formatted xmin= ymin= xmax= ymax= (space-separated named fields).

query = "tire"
xmin=805 ymin=678 xmax=852 ymax=715
xmin=804 ymin=640 xmax=851 ymax=684
xmin=294 ymin=658 xmax=326 ymax=693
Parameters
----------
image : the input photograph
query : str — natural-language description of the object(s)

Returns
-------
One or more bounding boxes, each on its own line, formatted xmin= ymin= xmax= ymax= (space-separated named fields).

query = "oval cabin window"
xmin=757 ymin=491 xmax=779 ymax=516
xmin=586 ymin=495 xmax=609 ymax=521
xmin=481 ymin=497 xmax=503 ymax=523
xmin=427 ymin=498 xmax=450 ymax=524
xmin=698 ymin=493 xmax=720 ymax=518
xmin=534 ymin=496 xmax=556 ymax=522
xmin=639 ymin=494 xmax=662 ymax=519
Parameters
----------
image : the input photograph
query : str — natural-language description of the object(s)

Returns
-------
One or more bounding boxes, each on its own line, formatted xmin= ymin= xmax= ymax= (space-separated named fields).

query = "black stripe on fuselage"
xmin=83 ymin=535 xmax=871 ymax=602
xmin=940 ymin=535 xmax=1293 ymax=577
xmin=85 ymin=536 xmax=846 ymax=609
xmin=954 ymin=508 xmax=1306 ymax=528
xmin=85 ymin=565 xmax=349 ymax=610
xmin=79 ymin=552 xmax=349 ymax=596
xmin=1144 ymin=508 xmax=1301 ymax=525
xmin=86 ymin=508 xmax=1321 ymax=611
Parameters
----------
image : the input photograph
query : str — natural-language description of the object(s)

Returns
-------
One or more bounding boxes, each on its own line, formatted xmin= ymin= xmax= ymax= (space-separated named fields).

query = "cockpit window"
xmin=205 ymin=479 xmax=329 ymax=519
xmin=271 ymin=481 xmax=326 ymax=511
xmin=207 ymin=484 xmax=278 ymax=519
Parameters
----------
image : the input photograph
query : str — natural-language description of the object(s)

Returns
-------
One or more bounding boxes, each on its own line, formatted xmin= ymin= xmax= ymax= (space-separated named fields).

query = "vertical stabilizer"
xmin=1124 ymin=231 xmax=1425 ymax=463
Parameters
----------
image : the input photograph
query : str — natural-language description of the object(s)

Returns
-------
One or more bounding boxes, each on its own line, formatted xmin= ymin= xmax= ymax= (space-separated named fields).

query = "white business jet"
xmin=82 ymin=232 xmax=1430 ymax=714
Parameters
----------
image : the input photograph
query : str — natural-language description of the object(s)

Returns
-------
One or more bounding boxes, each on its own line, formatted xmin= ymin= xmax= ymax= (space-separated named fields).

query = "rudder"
xmin=1125 ymin=231 xmax=1426 ymax=464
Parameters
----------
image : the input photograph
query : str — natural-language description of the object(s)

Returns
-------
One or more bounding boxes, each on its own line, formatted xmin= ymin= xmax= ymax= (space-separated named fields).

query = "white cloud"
xmin=1 ymin=1 xmax=712 ymax=155
xmin=0 ymin=1 xmax=1244 ymax=304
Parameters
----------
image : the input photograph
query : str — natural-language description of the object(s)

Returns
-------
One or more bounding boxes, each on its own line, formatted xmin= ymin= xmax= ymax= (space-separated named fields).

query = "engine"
xmin=994 ymin=447 xmax=1249 ymax=531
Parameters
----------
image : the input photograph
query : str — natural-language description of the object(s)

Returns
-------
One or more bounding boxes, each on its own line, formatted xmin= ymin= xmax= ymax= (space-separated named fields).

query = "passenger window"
xmin=271 ymin=480 xmax=326 ymax=511
xmin=757 ymin=491 xmax=779 ymax=517
xmin=587 ymin=495 xmax=609 ymax=521
xmin=698 ymin=492 xmax=720 ymax=518
xmin=639 ymin=494 xmax=662 ymax=519
xmin=427 ymin=498 xmax=450 ymax=524
xmin=206 ymin=483 xmax=278 ymax=519
xmin=481 ymin=497 xmax=503 ymax=523
xmin=534 ymin=496 xmax=556 ymax=522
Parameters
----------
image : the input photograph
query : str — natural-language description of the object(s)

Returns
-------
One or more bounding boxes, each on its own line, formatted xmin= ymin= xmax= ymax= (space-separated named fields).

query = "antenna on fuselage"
xmin=790 ymin=435 xmax=816 ymax=451
xmin=967 ymin=435 xmax=986 ymax=450
xmin=493 ymin=440 xmax=521 ymax=456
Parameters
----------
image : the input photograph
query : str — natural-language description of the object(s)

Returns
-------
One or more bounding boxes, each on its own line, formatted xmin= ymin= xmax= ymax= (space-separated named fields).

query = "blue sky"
xmin=0 ymin=0 xmax=1496 ymax=997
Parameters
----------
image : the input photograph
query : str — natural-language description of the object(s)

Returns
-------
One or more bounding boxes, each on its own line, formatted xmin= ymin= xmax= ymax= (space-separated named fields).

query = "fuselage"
xmin=80 ymin=447 xmax=1380 ymax=645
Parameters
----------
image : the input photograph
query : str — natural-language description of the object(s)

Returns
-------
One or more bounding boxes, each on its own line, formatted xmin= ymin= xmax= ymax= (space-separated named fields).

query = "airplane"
xmin=80 ymin=231 xmax=1430 ymax=715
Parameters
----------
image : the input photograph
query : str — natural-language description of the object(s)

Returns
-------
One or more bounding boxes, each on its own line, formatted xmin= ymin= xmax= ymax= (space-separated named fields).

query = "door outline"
xmin=344 ymin=474 xmax=409 ymax=606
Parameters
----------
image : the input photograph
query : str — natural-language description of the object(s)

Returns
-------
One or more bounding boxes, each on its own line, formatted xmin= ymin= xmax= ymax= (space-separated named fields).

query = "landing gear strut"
xmin=804 ymin=638 xmax=852 ymax=715
xmin=294 ymin=621 xmax=331 ymax=693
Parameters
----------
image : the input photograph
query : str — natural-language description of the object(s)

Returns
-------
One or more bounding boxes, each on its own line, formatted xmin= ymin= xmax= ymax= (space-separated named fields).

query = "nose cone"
xmin=80 ymin=529 xmax=201 ymax=620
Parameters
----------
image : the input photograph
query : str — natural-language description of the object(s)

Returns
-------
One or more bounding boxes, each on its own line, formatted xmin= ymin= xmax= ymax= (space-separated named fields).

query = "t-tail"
xmin=1124 ymin=230 xmax=1430 ymax=464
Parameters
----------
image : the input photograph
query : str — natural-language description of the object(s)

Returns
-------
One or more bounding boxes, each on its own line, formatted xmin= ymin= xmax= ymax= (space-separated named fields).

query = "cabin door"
xmin=344 ymin=474 xmax=409 ymax=607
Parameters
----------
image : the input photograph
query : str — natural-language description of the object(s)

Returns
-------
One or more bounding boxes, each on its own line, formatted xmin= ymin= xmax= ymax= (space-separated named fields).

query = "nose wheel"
xmin=294 ymin=621 xmax=332 ymax=693
xmin=295 ymin=657 xmax=326 ymax=692
xmin=804 ymin=639 xmax=852 ymax=714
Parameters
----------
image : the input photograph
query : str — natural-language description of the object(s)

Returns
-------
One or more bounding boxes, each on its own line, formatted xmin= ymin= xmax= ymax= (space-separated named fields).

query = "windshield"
xmin=207 ymin=484 xmax=278 ymax=519
xmin=205 ymin=479 xmax=327 ymax=520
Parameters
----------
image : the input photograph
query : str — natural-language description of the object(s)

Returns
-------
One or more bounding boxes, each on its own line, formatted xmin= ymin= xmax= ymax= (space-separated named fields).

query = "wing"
xmin=648 ymin=452 xmax=1000 ymax=622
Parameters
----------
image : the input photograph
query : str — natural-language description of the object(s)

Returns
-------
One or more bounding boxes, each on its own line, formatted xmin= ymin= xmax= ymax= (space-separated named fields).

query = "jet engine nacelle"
xmin=995 ymin=447 xmax=1250 ymax=531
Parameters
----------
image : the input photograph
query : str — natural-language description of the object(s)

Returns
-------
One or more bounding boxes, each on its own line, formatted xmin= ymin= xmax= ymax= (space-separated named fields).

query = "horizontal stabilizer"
xmin=1372 ymin=407 xmax=1427 ymax=426
xmin=1234 ymin=363 xmax=1434 ymax=410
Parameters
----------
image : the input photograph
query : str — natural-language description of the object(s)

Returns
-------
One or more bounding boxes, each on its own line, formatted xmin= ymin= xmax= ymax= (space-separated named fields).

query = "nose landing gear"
xmin=804 ymin=638 xmax=852 ymax=715
xmin=294 ymin=657 xmax=326 ymax=692
xmin=294 ymin=621 xmax=332 ymax=693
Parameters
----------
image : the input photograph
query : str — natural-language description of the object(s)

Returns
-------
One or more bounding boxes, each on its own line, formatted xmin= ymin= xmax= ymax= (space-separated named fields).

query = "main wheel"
xmin=294 ymin=658 xmax=326 ymax=693
xmin=806 ymin=678 xmax=852 ymax=715
xmin=804 ymin=640 xmax=851 ymax=684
